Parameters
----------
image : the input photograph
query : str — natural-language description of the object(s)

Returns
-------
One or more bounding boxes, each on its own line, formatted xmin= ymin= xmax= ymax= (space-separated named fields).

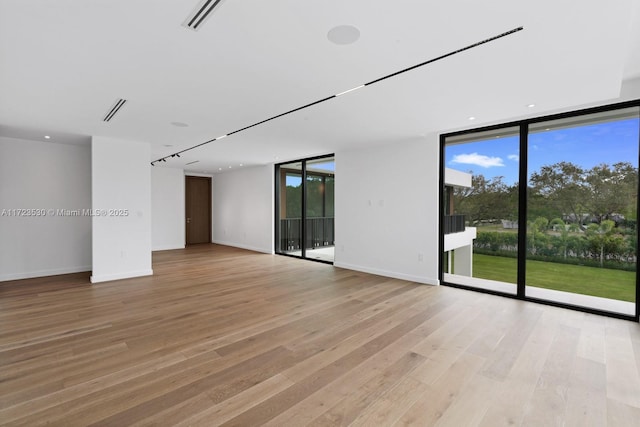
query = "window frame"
xmin=439 ymin=99 xmax=640 ymax=322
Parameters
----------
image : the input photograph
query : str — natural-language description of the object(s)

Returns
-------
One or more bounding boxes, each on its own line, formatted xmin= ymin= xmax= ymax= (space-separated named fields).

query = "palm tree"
xmin=586 ymin=220 xmax=615 ymax=267
xmin=550 ymin=218 xmax=569 ymax=259
xmin=527 ymin=217 xmax=549 ymax=255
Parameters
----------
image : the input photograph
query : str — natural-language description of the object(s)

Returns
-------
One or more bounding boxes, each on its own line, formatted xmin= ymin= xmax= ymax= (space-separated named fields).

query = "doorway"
xmin=185 ymin=176 xmax=211 ymax=245
xmin=275 ymin=155 xmax=335 ymax=263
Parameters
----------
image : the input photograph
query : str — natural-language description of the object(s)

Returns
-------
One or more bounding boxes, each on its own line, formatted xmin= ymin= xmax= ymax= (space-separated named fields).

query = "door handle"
xmin=186 ymin=218 xmax=191 ymax=224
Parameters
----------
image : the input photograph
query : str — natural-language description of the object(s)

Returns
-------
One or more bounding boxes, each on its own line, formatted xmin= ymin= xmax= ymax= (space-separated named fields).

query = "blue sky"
xmin=445 ymin=118 xmax=640 ymax=185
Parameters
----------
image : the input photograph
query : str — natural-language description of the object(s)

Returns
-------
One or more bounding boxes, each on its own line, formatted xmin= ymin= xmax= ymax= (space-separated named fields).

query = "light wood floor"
xmin=1 ymin=244 xmax=640 ymax=426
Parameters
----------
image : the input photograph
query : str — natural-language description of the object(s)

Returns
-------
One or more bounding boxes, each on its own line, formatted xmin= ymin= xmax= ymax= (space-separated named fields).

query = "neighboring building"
xmin=443 ymin=168 xmax=477 ymax=277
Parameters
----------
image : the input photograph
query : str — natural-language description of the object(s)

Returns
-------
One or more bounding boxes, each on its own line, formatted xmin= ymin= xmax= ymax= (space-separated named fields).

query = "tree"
xmin=624 ymin=234 xmax=638 ymax=263
xmin=529 ymin=162 xmax=587 ymax=224
xmin=586 ymin=220 xmax=615 ymax=267
xmin=550 ymin=218 xmax=569 ymax=259
xmin=566 ymin=234 xmax=586 ymax=259
xmin=605 ymin=234 xmax=626 ymax=263
xmin=527 ymin=216 xmax=549 ymax=255
xmin=285 ymin=184 xmax=302 ymax=218
xmin=453 ymin=174 xmax=516 ymax=224
xmin=585 ymin=162 xmax=638 ymax=223
xmin=305 ymin=175 xmax=324 ymax=217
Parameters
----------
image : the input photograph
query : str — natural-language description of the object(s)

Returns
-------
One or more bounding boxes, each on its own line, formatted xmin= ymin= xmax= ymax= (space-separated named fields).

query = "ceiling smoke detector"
xmin=183 ymin=0 xmax=226 ymax=31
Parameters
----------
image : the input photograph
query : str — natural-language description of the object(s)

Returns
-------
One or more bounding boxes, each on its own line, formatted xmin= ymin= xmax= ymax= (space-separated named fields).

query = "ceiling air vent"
xmin=185 ymin=160 xmax=200 ymax=165
xmin=183 ymin=0 xmax=225 ymax=31
xmin=103 ymin=98 xmax=127 ymax=122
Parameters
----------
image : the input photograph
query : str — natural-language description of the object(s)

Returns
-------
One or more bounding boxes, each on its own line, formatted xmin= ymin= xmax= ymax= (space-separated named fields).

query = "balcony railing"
xmin=280 ymin=217 xmax=335 ymax=251
xmin=444 ymin=214 xmax=466 ymax=234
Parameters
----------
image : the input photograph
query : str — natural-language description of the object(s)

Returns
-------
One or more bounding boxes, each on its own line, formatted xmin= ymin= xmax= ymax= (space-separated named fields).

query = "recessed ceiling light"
xmin=468 ymin=116 xmax=476 ymax=121
xmin=527 ymin=104 xmax=536 ymax=108
xmin=239 ymin=163 xmax=243 ymax=167
xmin=44 ymin=135 xmax=51 ymax=139
xmin=171 ymin=122 xmax=189 ymax=127
xmin=327 ymin=25 xmax=361 ymax=45
xmin=228 ymin=165 xmax=232 ymax=169
xmin=218 ymin=168 xmax=222 ymax=171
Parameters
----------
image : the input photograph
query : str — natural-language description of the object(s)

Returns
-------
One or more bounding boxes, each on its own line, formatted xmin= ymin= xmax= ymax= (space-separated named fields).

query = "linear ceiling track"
xmin=152 ymin=26 xmax=524 ymax=166
xmin=103 ymin=98 xmax=127 ymax=122
xmin=183 ymin=0 xmax=225 ymax=31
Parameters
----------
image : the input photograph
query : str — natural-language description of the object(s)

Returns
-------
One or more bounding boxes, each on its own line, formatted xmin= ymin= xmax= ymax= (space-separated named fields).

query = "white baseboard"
xmin=152 ymin=244 xmax=185 ymax=251
xmin=212 ymin=240 xmax=273 ymax=254
xmin=0 ymin=266 xmax=92 ymax=282
xmin=333 ymin=262 xmax=439 ymax=286
xmin=90 ymin=269 xmax=153 ymax=283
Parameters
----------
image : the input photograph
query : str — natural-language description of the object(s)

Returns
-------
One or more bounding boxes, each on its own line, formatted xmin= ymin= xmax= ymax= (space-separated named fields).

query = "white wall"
xmin=91 ymin=136 xmax=152 ymax=283
xmin=0 ymin=136 xmax=92 ymax=281
xmin=212 ymin=165 xmax=273 ymax=253
xmin=334 ymin=135 xmax=440 ymax=285
xmin=151 ymin=167 xmax=185 ymax=250
xmin=621 ymin=76 xmax=640 ymax=100
xmin=444 ymin=227 xmax=477 ymax=252
xmin=445 ymin=167 xmax=472 ymax=188
xmin=209 ymin=138 xmax=440 ymax=284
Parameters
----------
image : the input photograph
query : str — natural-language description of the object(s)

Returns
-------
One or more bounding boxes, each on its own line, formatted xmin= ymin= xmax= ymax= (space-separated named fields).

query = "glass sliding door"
xmin=526 ymin=107 xmax=639 ymax=315
xmin=441 ymin=101 xmax=639 ymax=320
xmin=305 ymin=157 xmax=335 ymax=262
xmin=276 ymin=161 xmax=303 ymax=257
xmin=443 ymin=127 xmax=520 ymax=295
xmin=275 ymin=155 xmax=335 ymax=263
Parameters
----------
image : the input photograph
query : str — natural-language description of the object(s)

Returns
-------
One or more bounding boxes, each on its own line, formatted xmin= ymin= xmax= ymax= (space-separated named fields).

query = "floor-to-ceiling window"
xmin=275 ymin=155 xmax=335 ymax=263
xmin=525 ymin=108 xmax=639 ymax=315
xmin=441 ymin=101 xmax=640 ymax=320
xmin=443 ymin=127 xmax=520 ymax=295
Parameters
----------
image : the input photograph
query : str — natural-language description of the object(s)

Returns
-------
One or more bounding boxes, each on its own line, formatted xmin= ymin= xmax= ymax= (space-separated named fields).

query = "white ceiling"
xmin=1 ymin=0 xmax=639 ymax=174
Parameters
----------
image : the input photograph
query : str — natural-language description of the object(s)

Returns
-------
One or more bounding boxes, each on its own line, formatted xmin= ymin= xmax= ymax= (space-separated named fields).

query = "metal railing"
xmin=280 ymin=217 xmax=335 ymax=251
xmin=444 ymin=214 xmax=466 ymax=234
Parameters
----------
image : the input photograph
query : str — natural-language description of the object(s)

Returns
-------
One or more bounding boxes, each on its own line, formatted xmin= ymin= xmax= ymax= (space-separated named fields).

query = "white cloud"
xmin=451 ymin=152 xmax=504 ymax=168
xmin=508 ymin=154 xmax=519 ymax=161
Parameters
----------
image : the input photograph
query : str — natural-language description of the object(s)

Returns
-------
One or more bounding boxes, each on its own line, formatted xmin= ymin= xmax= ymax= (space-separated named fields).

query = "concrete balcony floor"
xmin=444 ymin=273 xmax=635 ymax=316
xmin=285 ymin=246 xmax=335 ymax=263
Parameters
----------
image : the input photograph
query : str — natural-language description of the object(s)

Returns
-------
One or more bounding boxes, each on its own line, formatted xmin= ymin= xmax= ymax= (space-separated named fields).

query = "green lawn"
xmin=473 ymin=253 xmax=636 ymax=302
